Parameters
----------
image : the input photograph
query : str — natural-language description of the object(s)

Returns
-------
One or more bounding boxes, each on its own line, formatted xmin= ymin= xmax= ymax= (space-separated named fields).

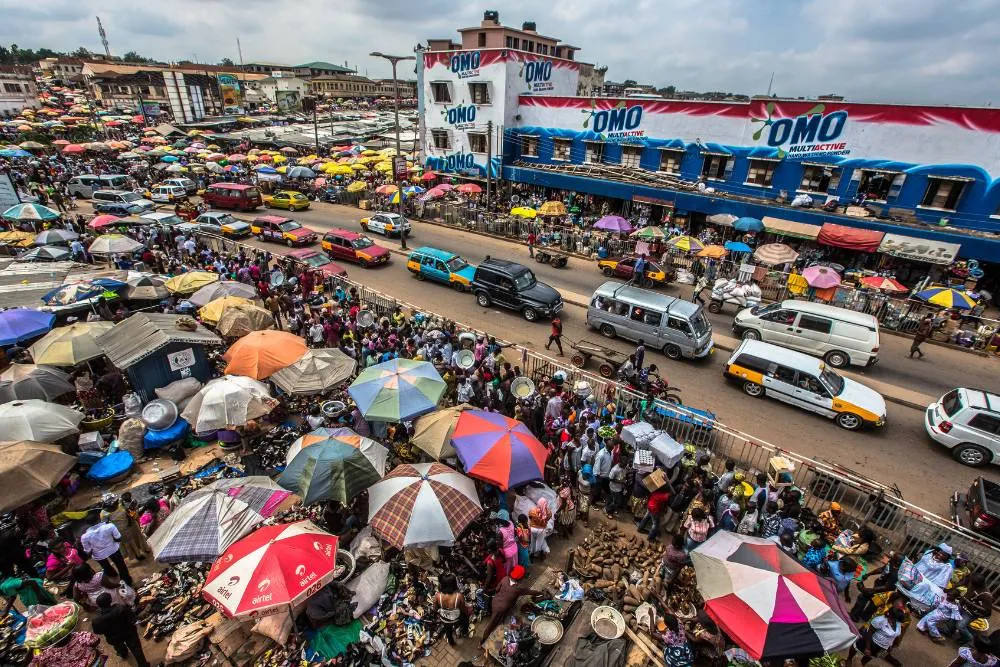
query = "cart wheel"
xmin=570 ymin=353 xmax=587 ymax=368
xmin=599 ymin=363 xmax=615 ymax=378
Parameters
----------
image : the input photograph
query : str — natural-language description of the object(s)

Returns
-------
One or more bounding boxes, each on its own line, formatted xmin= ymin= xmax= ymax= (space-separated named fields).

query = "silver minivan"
xmin=66 ymin=174 xmax=129 ymax=198
xmin=587 ymin=281 xmax=713 ymax=360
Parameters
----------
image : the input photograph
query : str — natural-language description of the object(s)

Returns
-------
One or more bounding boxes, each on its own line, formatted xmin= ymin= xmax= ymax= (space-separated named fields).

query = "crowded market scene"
xmin=1 ymin=6 xmax=1000 ymax=667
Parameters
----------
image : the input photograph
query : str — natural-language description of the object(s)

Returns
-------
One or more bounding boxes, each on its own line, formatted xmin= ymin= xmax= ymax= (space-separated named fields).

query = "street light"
xmin=370 ymin=51 xmax=415 ymax=249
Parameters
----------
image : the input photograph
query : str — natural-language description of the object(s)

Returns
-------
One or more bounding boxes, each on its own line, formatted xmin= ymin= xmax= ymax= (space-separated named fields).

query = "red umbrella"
xmin=860 ymin=276 xmax=907 ymax=293
xmin=51 ymin=139 xmax=70 ymax=146
xmin=131 ymin=115 xmax=145 ymax=124
xmin=420 ymin=171 xmax=438 ymax=182
xmin=61 ymin=144 xmax=85 ymax=154
xmin=456 ymin=183 xmax=482 ymax=194
xmin=451 ymin=410 xmax=548 ymax=490
xmin=88 ymin=215 xmax=121 ymax=230
xmin=202 ymin=520 xmax=338 ymax=618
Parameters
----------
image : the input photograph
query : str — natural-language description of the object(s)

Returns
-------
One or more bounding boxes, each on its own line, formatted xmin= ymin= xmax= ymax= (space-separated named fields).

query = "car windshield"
xmin=216 ymin=215 xmax=237 ymax=225
xmin=513 ymin=270 xmax=536 ymax=291
xmin=352 ymin=236 xmax=375 ymax=249
xmin=819 ymin=367 xmax=845 ymax=396
xmin=446 ymin=257 xmax=468 ymax=272
xmin=690 ymin=310 xmax=710 ymax=337
xmin=752 ymin=302 xmax=781 ymax=317
xmin=120 ymin=193 xmax=141 ymax=202
xmin=301 ymin=253 xmax=330 ymax=268
xmin=941 ymin=389 xmax=963 ymax=417
xmin=278 ymin=221 xmax=302 ymax=232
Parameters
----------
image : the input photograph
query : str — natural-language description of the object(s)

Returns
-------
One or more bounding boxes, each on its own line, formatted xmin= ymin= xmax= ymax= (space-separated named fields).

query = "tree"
xmin=70 ymin=46 xmax=91 ymax=58
xmin=219 ymin=57 xmax=234 ymax=67
xmin=622 ymin=79 xmax=637 ymax=87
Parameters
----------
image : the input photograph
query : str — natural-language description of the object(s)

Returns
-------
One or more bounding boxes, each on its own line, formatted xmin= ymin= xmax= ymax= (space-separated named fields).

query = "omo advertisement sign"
xmin=510 ymin=52 xmax=579 ymax=96
xmin=754 ymin=102 xmax=849 ymax=158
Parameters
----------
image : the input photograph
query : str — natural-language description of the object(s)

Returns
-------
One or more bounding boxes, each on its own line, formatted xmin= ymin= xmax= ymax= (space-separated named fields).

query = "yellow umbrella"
xmin=28 ymin=322 xmax=114 ymax=366
xmin=272 ymin=155 xmax=287 ymax=164
xmin=510 ymin=207 xmax=537 ymax=219
xmin=346 ymin=181 xmax=367 ymax=193
xmin=361 ymin=149 xmax=379 ymax=156
xmin=374 ymin=161 xmax=392 ymax=172
xmin=275 ymin=166 xmax=288 ymax=173
xmin=0 ymin=231 xmax=35 ymax=247
xmin=164 ymin=271 xmax=219 ymax=294
xmin=665 ymin=235 xmax=705 ymax=253
xmin=198 ymin=296 xmax=253 ymax=325
xmin=328 ymin=165 xmax=354 ymax=176
xmin=696 ymin=245 xmax=728 ymax=258
xmin=351 ymin=163 xmax=369 ymax=171
xmin=538 ymin=201 xmax=567 ymax=216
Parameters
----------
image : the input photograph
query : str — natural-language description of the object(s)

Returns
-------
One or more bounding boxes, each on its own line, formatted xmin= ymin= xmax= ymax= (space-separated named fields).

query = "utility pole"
xmin=370 ymin=51 xmax=415 ymax=250
xmin=311 ymin=102 xmax=319 ymax=153
xmin=485 ymin=120 xmax=493 ymax=213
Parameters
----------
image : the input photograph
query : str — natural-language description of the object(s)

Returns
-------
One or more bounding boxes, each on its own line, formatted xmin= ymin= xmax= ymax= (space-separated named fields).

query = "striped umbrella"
xmin=860 ymin=276 xmax=908 ymax=293
xmin=753 ymin=243 xmax=799 ymax=266
xmin=368 ymin=462 xmax=481 ymax=550
xmin=348 ymin=358 xmax=445 ymax=422
xmin=2 ymin=203 xmax=60 ymax=222
xmin=631 ymin=226 xmax=668 ymax=240
xmin=665 ymin=235 xmax=705 ymax=253
xmin=915 ymin=286 xmax=976 ymax=310
xmin=34 ymin=229 xmax=78 ymax=245
xmin=451 ymin=410 xmax=548 ymax=490
xmin=283 ymin=427 xmax=387 ymax=469
xmin=270 ymin=349 xmax=356 ymax=396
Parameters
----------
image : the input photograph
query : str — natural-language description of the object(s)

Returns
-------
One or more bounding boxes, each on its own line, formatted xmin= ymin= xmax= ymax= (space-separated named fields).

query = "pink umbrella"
xmin=594 ymin=215 xmax=634 ymax=233
xmin=456 ymin=183 xmax=482 ymax=194
xmin=801 ymin=265 xmax=842 ymax=289
xmin=436 ymin=183 xmax=455 ymax=191
xmin=420 ymin=171 xmax=438 ymax=182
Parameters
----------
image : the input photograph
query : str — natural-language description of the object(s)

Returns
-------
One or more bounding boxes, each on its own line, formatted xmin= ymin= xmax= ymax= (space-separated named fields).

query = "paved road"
xmin=162 ymin=199 xmax=996 ymax=513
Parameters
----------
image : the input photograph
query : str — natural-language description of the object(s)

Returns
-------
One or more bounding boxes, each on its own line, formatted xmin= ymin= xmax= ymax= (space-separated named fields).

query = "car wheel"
xmin=286 ymin=239 xmax=294 ymax=247
xmin=836 ymin=412 xmax=863 ymax=431
xmin=414 ymin=272 xmax=425 ymax=281
xmin=522 ymin=307 xmax=539 ymax=322
xmin=663 ymin=343 xmax=682 ymax=360
xmin=476 ymin=292 xmax=491 ymax=307
xmin=452 ymin=281 xmax=464 ymax=292
xmin=743 ymin=381 xmax=764 ymax=397
xmin=824 ymin=350 xmax=849 ymax=368
xmin=360 ymin=223 xmax=368 ymax=231
xmin=600 ymin=324 xmax=616 ymax=338
xmin=741 ymin=329 xmax=761 ymax=340
xmin=602 ymin=267 xmax=614 ymax=277
xmin=953 ymin=443 xmax=990 ymax=467
xmin=360 ymin=260 xmax=369 ymax=268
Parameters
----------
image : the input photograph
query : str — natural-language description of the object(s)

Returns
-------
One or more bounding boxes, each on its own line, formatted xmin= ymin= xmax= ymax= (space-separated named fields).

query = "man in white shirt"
xmin=308 ymin=320 xmax=324 ymax=347
xmin=544 ymin=390 xmax=563 ymax=422
xmin=80 ymin=513 xmax=133 ymax=586
xmin=607 ymin=461 xmax=626 ymax=517
xmin=591 ymin=441 xmax=613 ymax=505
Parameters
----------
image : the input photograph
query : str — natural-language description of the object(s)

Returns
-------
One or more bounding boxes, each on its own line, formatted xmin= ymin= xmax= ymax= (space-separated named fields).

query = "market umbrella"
xmin=801 ymin=265 xmax=842 ymax=289
xmin=150 ymin=476 xmax=292 ymax=563
xmin=420 ymin=171 xmax=438 ymax=181
xmin=88 ymin=215 xmax=122 ymax=230
xmin=348 ymin=358 xmax=445 ymax=422
xmin=283 ymin=427 xmax=387 ymax=469
xmin=915 ymin=286 xmax=976 ymax=310
xmin=216 ymin=304 xmax=276 ymax=339
xmin=0 ymin=364 xmax=74 ymax=402
xmin=34 ymin=229 xmax=78 ymax=245
xmin=28 ymin=322 xmax=113 ymax=366
xmin=451 ymin=410 xmax=547 ymax=490
xmin=345 ymin=181 xmax=366 ymax=193
xmin=198 ymin=296 xmax=253 ymax=325
xmin=18 ymin=246 xmax=70 ymax=262
xmin=0 ymin=231 xmax=34 ymax=248
xmin=279 ymin=437 xmax=386 ymax=505
xmin=733 ymin=216 xmax=765 ymax=233
xmin=180 ymin=375 xmax=277 ymax=432
xmin=539 ymin=201 xmax=567 ymax=216
xmin=269 ymin=348 xmax=356 ymax=395
xmin=0 ymin=441 xmax=77 ymax=513
xmin=860 ymin=276 xmax=908 ymax=293
xmin=201 ymin=520 xmax=338 ymax=619
xmin=2 ymin=203 xmax=60 ymax=222
xmin=665 ymin=235 xmax=704 ymax=253
xmin=223 ymin=330 xmax=307 ymax=379
xmin=19 ymin=141 xmax=44 ymax=150
xmin=0 ymin=309 xmax=55 ymax=346
xmin=189 ymin=281 xmax=259 ymax=307
xmin=164 ymin=271 xmax=219 ymax=294
xmin=0 ymin=400 xmax=83 ymax=441
xmin=753 ymin=243 xmax=799 ymax=266
xmin=411 ymin=403 xmax=474 ymax=460
xmin=692 ymin=531 xmax=857 ymax=660
xmin=41 ymin=278 xmax=124 ymax=306
xmin=456 ymin=183 xmax=482 ymax=194
xmin=509 ymin=207 xmax=537 ymax=219
xmin=724 ymin=241 xmax=753 ymax=253
xmin=88 ymin=234 xmax=143 ymax=255
xmin=594 ymin=215 xmax=633 ymax=233
xmin=368 ymin=462 xmax=481 ymax=550
xmin=126 ymin=275 xmax=169 ymax=300
xmin=696 ymin=245 xmax=728 ymax=259
xmin=630 ymin=226 xmax=667 ymax=240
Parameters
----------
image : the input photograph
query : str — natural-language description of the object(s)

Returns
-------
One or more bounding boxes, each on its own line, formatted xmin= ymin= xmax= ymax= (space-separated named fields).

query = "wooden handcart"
xmin=569 ymin=339 xmax=630 ymax=378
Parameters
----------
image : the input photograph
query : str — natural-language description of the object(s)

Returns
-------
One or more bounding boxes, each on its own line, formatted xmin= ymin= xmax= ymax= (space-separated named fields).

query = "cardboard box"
xmin=642 ymin=468 xmax=668 ymax=492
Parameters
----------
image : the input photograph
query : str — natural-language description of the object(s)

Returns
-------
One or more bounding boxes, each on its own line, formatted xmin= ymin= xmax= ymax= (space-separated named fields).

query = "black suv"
xmin=471 ymin=257 xmax=563 ymax=322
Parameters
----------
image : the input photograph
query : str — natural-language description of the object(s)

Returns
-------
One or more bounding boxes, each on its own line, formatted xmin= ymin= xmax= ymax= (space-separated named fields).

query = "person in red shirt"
xmin=545 ymin=316 xmax=563 ymax=356
xmin=636 ymin=477 xmax=671 ymax=542
xmin=527 ymin=231 xmax=536 ymax=258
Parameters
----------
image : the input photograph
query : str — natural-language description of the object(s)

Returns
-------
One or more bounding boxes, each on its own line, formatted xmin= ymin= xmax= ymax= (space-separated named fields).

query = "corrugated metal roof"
xmin=97 ymin=312 xmax=222 ymax=368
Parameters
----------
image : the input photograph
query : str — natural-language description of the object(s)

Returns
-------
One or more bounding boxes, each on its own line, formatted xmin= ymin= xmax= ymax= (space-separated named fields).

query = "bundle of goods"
xmin=255 ymin=425 xmax=302 ymax=471
xmin=263 ymin=503 xmax=324 ymax=527
xmin=0 ymin=611 xmax=27 ymax=665
xmin=28 ymin=630 xmax=102 ymax=667
xmin=665 ymin=565 xmax=703 ymax=621
xmin=365 ymin=562 xmax=438 ymax=665
xmin=135 ymin=563 xmax=212 ymax=641
xmin=23 ymin=602 xmax=78 ymax=649
xmin=445 ymin=515 xmax=495 ymax=579
xmin=568 ymin=525 xmax=663 ymax=615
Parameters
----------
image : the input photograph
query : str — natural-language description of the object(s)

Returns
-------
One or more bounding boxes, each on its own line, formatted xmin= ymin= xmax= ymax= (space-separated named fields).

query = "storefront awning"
xmin=762 ymin=216 xmax=821 ymax=240
xmin=817 ymin=223 xmax=885 ymax=252
xmin=878 ymin=233 xmax=961 ymax=264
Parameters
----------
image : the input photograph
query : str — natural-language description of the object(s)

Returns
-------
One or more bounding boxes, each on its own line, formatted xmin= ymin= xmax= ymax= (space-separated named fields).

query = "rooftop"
xmin=294 ymin=61 xmax=356 ymax=73
xmin=97 ymin=312 xmax=222 ymax=368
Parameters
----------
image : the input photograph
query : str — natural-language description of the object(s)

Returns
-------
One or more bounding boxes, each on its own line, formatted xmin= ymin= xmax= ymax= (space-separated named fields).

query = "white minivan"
xmin=732 ymin=300 xmax=879 ymax=368
xmin=66 ymin=174 xmax=129 ymax=198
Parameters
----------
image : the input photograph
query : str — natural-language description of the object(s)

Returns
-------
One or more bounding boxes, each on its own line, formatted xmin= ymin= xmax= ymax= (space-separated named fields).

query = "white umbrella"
xmin=88 ymin=234 xmax=143 ymax=255
xmin=753 ymin=243 xmax=799 ymax=266
xmin=367 ymin=462 xmax=481 ymax=549
xmin=180 ymin=375 xmax=277 ymax=432
xmin=270 ymin=348 xmax=356 ymax=395
xmin=189 ymin=280 xmax=259 ymax=307
xmin=0 ymin=399 xmax=83 ymax=441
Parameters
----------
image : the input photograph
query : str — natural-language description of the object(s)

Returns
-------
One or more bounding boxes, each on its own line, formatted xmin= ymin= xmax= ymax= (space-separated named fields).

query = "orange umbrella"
xmin=222 ymin=331 xmax=307 ymax=379
xmin=696 ymin=245 xmax=728 ymax=259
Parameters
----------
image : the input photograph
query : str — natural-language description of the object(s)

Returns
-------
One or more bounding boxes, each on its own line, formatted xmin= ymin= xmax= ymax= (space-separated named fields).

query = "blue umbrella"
xmin=42 ymin=278 xmax=125 ymax=306
xmin=403 ymin=185 xmax=425 ymax=195
xmin=724 ymin=241 xmax=753 ymax=253
xmin=0 ymin=309 xmax=56 ymax=346
xmin=287 ymin=166 xmax=315 ymax=179
xmin=255 ymin=166 xmax=278 ymax=174
xmin=161 ymin=155 xmax=179 ymax=163
xmin=0 ymin=149 xmax=31 ymax=158
xmin=733 ymin=217 xmax=764 ymax=232
xmin=348 ymin=358 xmax=445 ymax=422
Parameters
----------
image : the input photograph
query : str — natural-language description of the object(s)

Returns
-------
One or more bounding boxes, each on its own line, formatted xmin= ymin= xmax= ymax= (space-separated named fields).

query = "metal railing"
xmin=193 ymin=230 xmax=1000 ymax=592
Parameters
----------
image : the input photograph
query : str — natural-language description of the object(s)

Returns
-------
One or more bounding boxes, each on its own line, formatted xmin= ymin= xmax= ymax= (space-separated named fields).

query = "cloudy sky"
xmin=2 ymin=0 xmax=997 ymax=105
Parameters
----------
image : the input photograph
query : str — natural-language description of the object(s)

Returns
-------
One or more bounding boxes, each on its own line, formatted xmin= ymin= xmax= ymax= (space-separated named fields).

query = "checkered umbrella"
xmin=368 ymin=462 xmax=481 ymax=550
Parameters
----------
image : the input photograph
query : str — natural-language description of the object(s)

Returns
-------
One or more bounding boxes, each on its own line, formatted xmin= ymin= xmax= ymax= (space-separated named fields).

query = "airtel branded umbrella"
xmin=860 ymin=276 xmax=908 ymax=293
xmin=692 ymin=532 xmax=857 ymax=660
xmin=801 ymin=265 xmax=842 ymax=289
xmin=0 ymin=364 xmax=74 ymax=402
xmin=0 ymin=441 xmax=77 ymax=513
xmin=0 ymin=400 xmax=83 ymax=441
xmin=34 ymin=229 xmax=78 ymax=245
xmin=223 ymin=330 xmax=307 ymax=380
xmin=451 ymin=410 xmax=548 ymax=490
xmin=270 ymin=348 xmax=356 ymax=396
xmin=150 ymin=476 xmax=291 ymax=563
xmin=594 ymin=215 xmax=633 ymax=233
xmin=753 ymin=243 xmax=799 ymax=266
xmin=0 ymin=309 xmax=56 ymax=346
xmin=181 ymin=375 xmax=278 ymax=432
xmin=28 ymin=321 xmax=113 ymax=366
xmin=283 ymin=427 xmax=387 ymax=469
xmin=915 ymin=286 xmax=976 ymax=310
xmin=348 ymin=358 xmax=446 ymax=422
xmin=202 ymin=520 xmax=338 ymax=619
xmin=368 ymin=462 xmax=481 ymax=550
xmin=279 ymin=437 xmax=386 ymax=505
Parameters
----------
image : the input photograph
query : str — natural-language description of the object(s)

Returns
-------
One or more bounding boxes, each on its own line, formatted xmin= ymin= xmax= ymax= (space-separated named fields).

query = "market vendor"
xmin=479 ymin=565 xmax=546 ymax=647
xmin=306 ymin=580 xmax=356 ymax=628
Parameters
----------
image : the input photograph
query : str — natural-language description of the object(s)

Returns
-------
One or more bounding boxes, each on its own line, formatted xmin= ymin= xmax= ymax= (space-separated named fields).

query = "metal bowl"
xmin=531 ymin=616 xmax=563 ymax=645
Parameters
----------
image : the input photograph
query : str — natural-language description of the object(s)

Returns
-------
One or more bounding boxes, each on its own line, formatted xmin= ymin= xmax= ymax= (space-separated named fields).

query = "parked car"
xmin=597 ymin=257 xmax=674 ymax=287
xmin=138 ymin=211 xmax=186 ymax=228
xmin=91 ymin=190 xmax=155 ymax=213
xmin=925 ymin=388 xmax=1000 ymax=466
xmin=66 ymin=174 xmax=129 ymax=198
xmin=202 ymin=183 xmax=262 ymax=211
xmin=251 ymin=215 xmax=317 ymax=246
xmin=287 ymin=248 xmax=347 ymax=278
xmin=262 ymin=190 xmax=311 ymax=211
xmin=951 ymin=477 xmax=1000 ymax=540
xmin=406 ymin=246 xmax=477 ymax=290
xmin=194 ymin=212 xmax=252 ymax=238
xmin=470 ymin=257 xmax=562 ymax=322
xmin=320 ymin=228 xmax=390 ymax=267
xmin=360 ymin=212 xmax=412 ymax=238
xmin=147 ymin=184 xmax=188 ymax=203
xmin=162 ymin=177 xmax=198 ymax=195
xmin=94 ymin=201 xmax=151 ymax=216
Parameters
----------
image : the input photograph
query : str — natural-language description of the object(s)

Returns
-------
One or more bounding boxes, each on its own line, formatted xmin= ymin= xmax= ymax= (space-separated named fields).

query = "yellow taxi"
xmin=261 ymin=190 xmax=311 ymax=211
xmin=597 ymin=257 xmax=670 ymax=286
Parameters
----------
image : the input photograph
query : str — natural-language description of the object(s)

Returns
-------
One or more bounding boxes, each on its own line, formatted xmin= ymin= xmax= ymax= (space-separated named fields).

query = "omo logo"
xmin=450 ymin=51 xmax=481 ymax=73
xmin=752 ymin=102 xmax=847 ymax=157
xmin=441 ymin=104 xmax=477 ymax=126
xmin=523 ymin=61 xmax=552 ymax=83
xmin=592 ymin=105 xmax=642 ymax=134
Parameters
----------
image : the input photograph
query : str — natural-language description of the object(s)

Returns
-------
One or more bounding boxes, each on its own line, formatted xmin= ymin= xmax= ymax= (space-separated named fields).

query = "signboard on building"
xmin=0 ymin=173 xmax=20 ymax=209
xmin=167 ymin=348 xmax=196 ymax=371
xmin=878 ymin=233 xmax=961 ymax=265
xmin=275 ymin=90 xmax=301 ymax=113
xmin=392 ymin=155 xmax=408 ymax=182
xmin=217 ymin=74 xmax=242 ymax=108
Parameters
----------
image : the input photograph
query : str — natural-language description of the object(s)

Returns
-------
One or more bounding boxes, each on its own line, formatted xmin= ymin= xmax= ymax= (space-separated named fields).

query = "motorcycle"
xmin=708 ymin=278 xmax=762 ymax=314
xmin=622 ymin=371 xmax=682 ymax=405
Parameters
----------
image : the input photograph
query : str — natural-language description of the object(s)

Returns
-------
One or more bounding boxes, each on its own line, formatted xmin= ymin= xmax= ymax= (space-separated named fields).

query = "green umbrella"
xmin=277 ymin=439 xmax=387 ymax=504
xmin=348 ymin=358 xmax=445 ymax=422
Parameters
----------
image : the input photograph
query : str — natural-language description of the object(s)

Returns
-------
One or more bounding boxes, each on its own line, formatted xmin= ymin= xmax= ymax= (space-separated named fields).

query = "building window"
xmin=856 ymin=170 xmax=900 ymax=202
xmin=430 ymin=82 xmax=451 ymax=103
xmin=512 ymin=38 xmax=520 ymax=49
xmin=430 ymin=129 xmax=451 ymax=150
xmin=506 ymin=36 xmax=514 ymax=48
xmin=799 ymin=165 xmax=841 ymax=194
xmin=745 ymin=159 xmax=778 ymax=187
xmin=468 ymin=82 xmax=490 ymax=105
xmin=521 ymin=135 xmax=539 ymax=157
xmin=621 ymin=145 xmax=643 ymax=169
xmin=541 ymin=44 xmax=548 ymax=54
xmin=2 ymin=83 xmax=22 ymax=93
xmin=701 ymin=154 xmax=730 ymax=180
xmin=584 ymin=141 xmax=604 ymax=164
xmin=523 ymin=40 xmax=533 ymax=52
xmin=658 ymin=149 xmax=683 ymax=175
xmin=478 ymin=32 xmax=487 ymax=47
xmin=552 ymin=138 xmax=572 ymax=161
xmin=920 ymin=178 xmax=967 ymax=211
xmin=468 ymin=132 xmax=488 ymax=154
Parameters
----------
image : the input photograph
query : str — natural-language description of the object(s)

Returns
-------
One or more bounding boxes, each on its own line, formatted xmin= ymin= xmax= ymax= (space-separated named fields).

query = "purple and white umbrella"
xmin=451 ymin=410 xmax=548 ymax=490
xmin=593 ymin=215 xmax=634 ymax=233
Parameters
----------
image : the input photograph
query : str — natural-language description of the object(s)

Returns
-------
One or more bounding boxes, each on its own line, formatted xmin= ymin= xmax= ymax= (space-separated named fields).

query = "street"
xmin=168 ymin=199 xmax=999 ymax=513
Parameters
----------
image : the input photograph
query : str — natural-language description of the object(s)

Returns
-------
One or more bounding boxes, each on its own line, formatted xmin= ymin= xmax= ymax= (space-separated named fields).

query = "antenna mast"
xmin=96 ymin=16 xmax=111 ymax=57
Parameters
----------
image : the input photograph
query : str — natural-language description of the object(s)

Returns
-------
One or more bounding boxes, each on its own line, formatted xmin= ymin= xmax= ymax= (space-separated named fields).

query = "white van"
xmin=148 ymin=185 xmax=187 ymax=203
xmin=725 ymin=339 xmax=887 ymax=431
xmin=162 ymin=178 xmax=198 ymax=195
xmin=66 ymin=174 xmax=129 ymax=198
xmin=732 ymin=300 xmax=879 ymax=368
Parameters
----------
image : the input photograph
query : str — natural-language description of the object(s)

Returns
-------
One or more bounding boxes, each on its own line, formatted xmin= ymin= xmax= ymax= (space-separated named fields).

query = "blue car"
xmin=406 ymin=246 xmax=477 ymax=291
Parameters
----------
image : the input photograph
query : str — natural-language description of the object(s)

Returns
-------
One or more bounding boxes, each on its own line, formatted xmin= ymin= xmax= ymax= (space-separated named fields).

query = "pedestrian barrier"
xmin=193 ymin=230 xmax=1000 ymax=592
